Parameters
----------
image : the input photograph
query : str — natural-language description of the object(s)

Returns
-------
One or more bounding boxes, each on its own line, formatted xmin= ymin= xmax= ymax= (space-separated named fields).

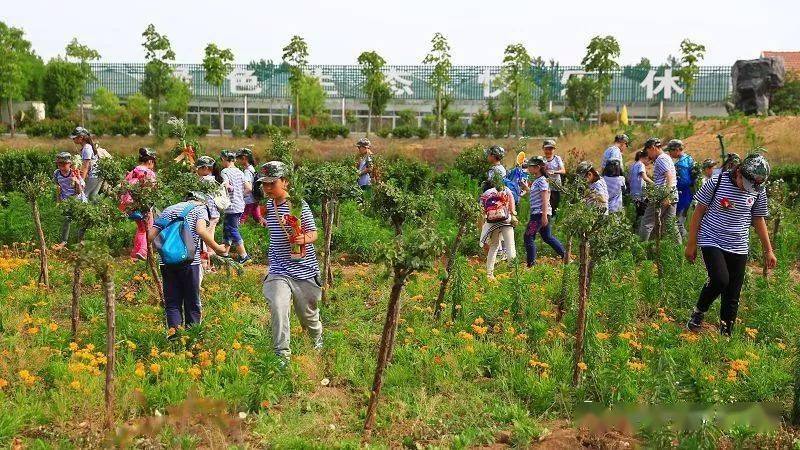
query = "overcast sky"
xmin=4 ymin=0 xmax=797 ymax=66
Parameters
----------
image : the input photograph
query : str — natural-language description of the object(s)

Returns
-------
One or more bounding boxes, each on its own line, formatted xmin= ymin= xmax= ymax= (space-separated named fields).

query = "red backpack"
xmin=481 ymin=190 xmax=510 ymax=223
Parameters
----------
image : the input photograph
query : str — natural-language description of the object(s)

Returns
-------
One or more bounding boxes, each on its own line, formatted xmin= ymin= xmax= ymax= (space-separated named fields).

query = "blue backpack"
xmin=153 ymin=204 xmax=199 ymax=266
xmin=675 ymin=155 xmax=696 ymax=190
xmin=504 ymin=167 xmax=528 ymax=204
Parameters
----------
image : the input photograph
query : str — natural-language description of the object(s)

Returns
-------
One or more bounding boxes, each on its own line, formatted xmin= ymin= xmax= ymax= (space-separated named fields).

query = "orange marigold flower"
xmin=577 ymin=362 xmax=588 ymax=371
xmin=595 ymin=332 xmax=610 ymax=340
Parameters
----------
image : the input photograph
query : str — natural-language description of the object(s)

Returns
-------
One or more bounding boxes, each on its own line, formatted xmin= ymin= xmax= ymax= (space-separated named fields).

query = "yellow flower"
xmin=18 ymin=370 xmax=36 ymax=386
xmin=232 ymin=340 xmax=242 ymax=350
xmin=464 ymin=345 xmax=475 ymax=353
xmin=149 ymin=363 xmax=161 ymax=375
xmin=729 ymin=359 xmax=749 ymax=374
xmin=515 ymin=333 xmax=527 ymax=341
xmin=406 ymin=327 xmax=415 ymax=334
xmin=777 ymin=342 xmax=787 ymax=350
xmin=0 ymin=378 xmax=8 ymax=389
xmin=745 ymin=327 xmax=758 ymax=339
xmin=629 ymin=340 xmax=643 ymax=350
xmin=126 ymin=342 xmax=137 ymax=351
xmin=150 ymin=347 xmax=159 ymax=357
xmin=577 ymin=362 xmax=588 ymax=371
xmin=215 ymin=350 xmax=227 ymax=363
xmin=48 ymin=323 xmax=58 ymax=332
xmin=679 ymin=332 xmax=699 ymax=342
xmin=69 ymin=380 xmax=81 ymax=390
xmin=727 ymin=369 xmax=738 ymax=381
xmin=473 ymin=317 xmax=484 ymax=325
xmin=238 ymin=365 xmax=250 ymax=376
xmin=649 ymin=322 xmax=660 ymax=330
xmin=167 ymin=327 xmax=177 ymax=337
xmin=26 ymin=326 xmax=39 ymax=335
xmin=458 ymin=331 xmax=474 ymax=341
xmin=618 ymin=332 xmax=635 ymax=340
xmin=627 ymin=360 xmax=646 ymax=371
xmin=69 ymin=342 xmax=79 ymax=351
xmin=595 ymin=332 xmax=610 ymax=340
xmin=706 ymin=374 xmax=716 ymax=382
xmin=245 ymin=345 xmax=255 ymax=354
xmin=134 ymin=363 xmax=146 ymax=378
xmin=431 ymin=328 xmax=440 ymax=335
xmin=471 ymin=324 xmax=488 ymax=335
xmin=187 ymin=366 xmax=202 ymax=379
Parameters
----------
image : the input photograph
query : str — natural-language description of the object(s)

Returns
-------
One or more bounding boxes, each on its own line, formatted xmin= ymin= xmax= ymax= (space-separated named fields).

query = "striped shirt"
xmin=153 ymin=201 xmax=210 ymax=265
xmin=487 ymin=164 xmax=507 ymax=182
xmin=601 ymin=145 xmax=622 ymax=169
xmin=695 ymin=172 xmax=768 ymax=255
xmin=358 ymin=155 xmax=372 ymax=187
xmin=53 ymin=169 xmax=86 ymax=201
xmin=528 ymin=176 xmax=551 ymax=216
xmin=264 ymin=199 xmax=319 ymax=279
xmin=200 ymin=174 xmax=220 ymax=219
xmin=589 ymin=178 xmax=609 ymax=215
xmin=603 ymin=175 xmax=626 ymax=213
xmin=81 ymin=144 xmax=99 ymax=179
xmin=545 ymin=155 xmax=564 ymax=189
xmin=653 ymin=152 xmax=678 ymax=202
xmin=628 ymin=161 xmax=646 ymax=198
xmin=242 ymin=165 xmax=257 ymax=204
xmin=221 ymin=167 xmax=246 ymax=214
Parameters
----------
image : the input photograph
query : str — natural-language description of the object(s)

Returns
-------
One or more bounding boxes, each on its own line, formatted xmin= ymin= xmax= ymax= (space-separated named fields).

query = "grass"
xmin=0 ymin=199 xmax=798 ymax=447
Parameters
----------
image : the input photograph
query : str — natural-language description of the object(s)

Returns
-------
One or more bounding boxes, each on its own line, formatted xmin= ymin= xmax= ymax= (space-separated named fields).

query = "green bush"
xmin=110 ymin=122 xmax=134 ymax=137
xmin=415 ymin=126 xmax=430 ymax=139
xmin=453 ymin=143 xmax=489 ymax=183
xmin=0 ymin=150 xmax=56 ymax=192
xmin=672 ymin=121 xmax=695 ymax=139
xmin=134 ymin=125 xmax=150 ymax=137
xmin=245 ymin=123 xmax=292 ymax=138
xmin=391 ymin=126 xmax=415 ymax=138
xmin=231 ymin=125 xmax=245 ymax=138
xmin=379 ymin=155 xmax=433 ymax=192
xmin=187 ymin=124 xmax=209 ymax=138
xmin=397 ymin=110 xmax=417 ymax=127
xmin=771 ymin=164 xmax=800 ymax=194
xmin=376 ymin=128 xmax=391 ymax=138
xmin=446 ymin=120 xmax=465 ymax=138
xmin=307 ymin=124 xmax=349 ymax=140
xmin=24 ymin=118 xmax=76 ymax=138
xmin=524 ymin=115 xmax=557 ymax=137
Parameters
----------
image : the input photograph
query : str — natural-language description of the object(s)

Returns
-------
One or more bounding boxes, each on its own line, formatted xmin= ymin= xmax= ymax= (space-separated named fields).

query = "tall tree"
xmin=358 ymin=51 xmax=392 ymax=136
xmin=581 ymin=35 xmax=620 ymax=123
xmin=676 ymin=38 xmax=706 ymax=121
xmin=282 ymin=35 xmax=309 ymax=138
xmin=499 ymin=43 xmax=534 ymax=136
xmin=422 ymin=33 xmax=452 ymax=136
xmin=202 ymin=43 xmax=234 ymax=135
xmin=42 ymin=57 xmax=85 ymax=119
xmin=140 ymin=24 xmax=176 ymax=133
xmin=65 ymin=38 xmax=100 ymax=126
xmin=0 ymin=22 xmax=36 ymax=137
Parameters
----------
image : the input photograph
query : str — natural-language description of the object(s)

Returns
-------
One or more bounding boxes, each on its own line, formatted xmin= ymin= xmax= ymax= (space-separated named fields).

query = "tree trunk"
xmin=655 ymin=206 xmax=663 ymax=278
xmin=71 ymin=261 xmax=81 ymax=339
xmin=572 ymin=236 xmax=590 ymax=386
xmin=515 ymin=90 xmax=521 ymax=137
xmin=295 ymin=94 xmax=300 ymax=138
xmin=218 ymin=92 xmax=224 ymax=135
xmin=101 ymin=271 xmax=116 ymax=430
xmin=437 ymin=91 xmax=442 ymax=137
xmin=8 ymin=98 xmax=16 ymax=138
xmin=556 ymin=236 xmax=573 ymax=322
xmin=31 ymin=200 xmax=49 ymax=287
xmin=147 ymin=244 xmax=164 ymax=306
xmin=80 ymin=102 xmax=85 ymax=128
xmin=322 ymin=198 xmax=335 ymax=303
xmin=685 ymin=99 xmax=690 ymax=122
xmin=363 ymin=268 xmax=409 ymax=440
xmin=434 ymin=222 xmax=466 ymax=320
xmin=366 ymin=92 xmax=373 ymax=137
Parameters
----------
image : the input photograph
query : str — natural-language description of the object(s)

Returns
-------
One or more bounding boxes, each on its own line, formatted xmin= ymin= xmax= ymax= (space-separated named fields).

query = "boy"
xmin=53 ymin=152 xmax=87 ymax=249
xmin=356 ymin=138 xmax=374 ymax=190
xmin=220 ymin=150 xmax=251 ymax=263
xmin=638 ymin=138 xmax=679 ymax=243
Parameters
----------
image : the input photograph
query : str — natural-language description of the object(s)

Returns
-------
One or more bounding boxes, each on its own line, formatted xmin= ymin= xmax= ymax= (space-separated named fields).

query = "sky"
xmin=3 ymin=0 xmax=797 ymax=66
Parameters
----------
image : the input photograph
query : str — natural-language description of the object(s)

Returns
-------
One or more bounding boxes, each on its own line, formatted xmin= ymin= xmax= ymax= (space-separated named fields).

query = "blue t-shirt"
xmin=242 ymin=164 xmax=257 ymax=205
xmin=528 ymin=176 xmax=551 ymax=216
xmin=545 ymin=155 xmax=564 ymax=189
xmin=695 ymin=172 xmax=768 ymax=255
xmin=264 ymin=199 xmax=319 ymax=279
xmin=601 ymin=145 xmax=622 ymax=169
xmin=53 ymin=169 xmax=86 ymax=202
xmin=358 ymin=155 xmax=372 ymax=187
xmin=152 ymin=201 xmax=210 ymax=266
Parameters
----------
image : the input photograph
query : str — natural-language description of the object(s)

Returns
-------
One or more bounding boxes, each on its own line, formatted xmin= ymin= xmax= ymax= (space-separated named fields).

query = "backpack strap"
xmin=707 ymin=170 xmax=726 ymax=209
xmin=178 ymin=203 xmax=197 ymax=219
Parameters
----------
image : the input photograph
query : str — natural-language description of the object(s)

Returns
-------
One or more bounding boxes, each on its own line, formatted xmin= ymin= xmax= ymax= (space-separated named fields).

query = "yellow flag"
xmin=620 ymin=105 xmax=629 ymax=126
xmin=516 ymin=151 xmax=526 ymax=166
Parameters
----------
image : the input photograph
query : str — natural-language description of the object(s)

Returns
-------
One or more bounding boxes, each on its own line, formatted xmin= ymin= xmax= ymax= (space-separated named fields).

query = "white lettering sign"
xmin=640 ymin=68 xmax=684 ymax=99
xmin=386 ymin=70 xmax=414 ymax=96
xmin=478 ymin=68 xmax=503 ymax=98
xmin=309 ymin=68 xmax=339 ymax=96
xmin=173 ymin=67 xmax=193 ymax=85
xmin=227 ymin=68 xmax=262 ymax=95
xmin=560 ymin=70 xmax=587 ymax=96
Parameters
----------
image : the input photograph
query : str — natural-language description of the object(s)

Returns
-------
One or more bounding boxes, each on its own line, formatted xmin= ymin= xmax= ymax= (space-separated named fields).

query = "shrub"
xmin=414 ymin=127 xmax=430 ymax=139
xmin=453 ymin=143 xmax=489 ymax=183
xmin=524 ymin=115 xmax=558 ymax=137
xmin=23 ymin=118 xmax=76 ymax=138
xmin=378 ymin=155 xmax=433 ymax=192
xmin=672 ymin=121 xmax=695 ymax=139
xmin=446 ymin=120 xmax=465 ymax=138
xmin=308 ymin=124 xmax=349 ymax=140
xmin=599 ymin=111 xmax=618 ymax=124
xmin=110 ymin=122 xmax=134 ymax=137
xmin=187 ymin=124 xmax=209 ymax=138
xmin=231 ymin=125 xmax=245 ymax=138
xmin=134 ymin=125 xmax=150 ymax=137
xmin=245 ymin=123 xmax=291 ymax=138
xmin=391 ymin=126 xmax=415 ymax=139
xmin=0 ymin=150 xmax=55 ymax=192
xmin=397 ymin=110 xmax=417 ymax=127
xmin=376 ymin=128 xmax=391 ymax=138
xmin=771 ymin=164 xmax=800 ymax=194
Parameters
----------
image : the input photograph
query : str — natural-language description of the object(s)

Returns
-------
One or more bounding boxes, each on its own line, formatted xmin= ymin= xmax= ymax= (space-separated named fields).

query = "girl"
xmin=70 ymin=127 xmax=102 ymax=201
xmin=602 ymin=157 xmax=627 ymax=214
xmin=629 ymin=150 xmax=653 ymax=229
xmin=196 ymin=156 xmax=222 ymax=271
xmin=259 ymin=161 xmax=323 ymax=359
xmin=479 ymin=177 xmax=517 ymax=281
xmin=53 ymin=152 xmax=87 ymax=249
xmin=575 ymin=161 xmax=609 ymax=214
xmin=220 ymin=150 xmax=250 ymax=264
xmin=685 ymin=153 xmax=775 ymax=336
xmin=123 ymin=148 xmax=157 ymax=261
xmin=542 ymin=140 xmax=565 ymax=217
xmin=524 ymin=156 xmax=565 ymax=267
xmin=485 ymin=145 xmax=507 ymax=186
xmin=701 ymin=159 xmax=717 ymax=186
xmin=356 ymin=138 xmax=374 ymax=191
xmin=237 ymin=148 xmax=265 ymax=226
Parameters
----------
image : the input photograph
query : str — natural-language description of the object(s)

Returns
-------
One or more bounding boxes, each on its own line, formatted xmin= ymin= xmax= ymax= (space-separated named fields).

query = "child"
xmin=524 ymin=156 xmax=565 ymax=267
xmin=123 ymin=148 xmax=157 ymax=261
xmin=542 ymin=140 xmax=565 ymax=217
xmin=667 ymin=139 xmax=696 ymax=241
xmin=638 ymin=137 xmax=679 ymax=243
xmin=685 ymin=153 xmax=775 ymax=336
xmin=196 ymin=156 xmax=222 ymax=271
xmin=220 ymin=150 xmax=250 ymax=264
xmin=259 ymin=161 xmax=323 ymax=359
xmin=237 ymin=148 xmax=265 ymax=226
xmin=148 ymin=192 xmax=228 ymax=335
xmin=485 ymin=145 xmax=507 ymax=185
xmin=575 ymin=161 xmax=609 ymax=214
xmin=53 ymin=152 xmax=87 ymax=249
xmin=356 ymin=138 xmax=374 ymax=191
xmin=479 ymin=175 xmax=517 ymax=281
xmin=629 ymin=150 xmax=653 ymax=227
xmin=701 ymin=159 xmax=717 ymax=185
xmin=602 ymin=158 xmax=627 ymax=214
xmin=69 ymin=127 xmax=102 ymax=201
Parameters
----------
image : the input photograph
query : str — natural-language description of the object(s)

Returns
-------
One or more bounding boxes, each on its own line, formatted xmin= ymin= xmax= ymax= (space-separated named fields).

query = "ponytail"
xmin=212 ymin=162 xmax=223 ymax=184
xmin=86 ymin=135 xmax=98 ymax=156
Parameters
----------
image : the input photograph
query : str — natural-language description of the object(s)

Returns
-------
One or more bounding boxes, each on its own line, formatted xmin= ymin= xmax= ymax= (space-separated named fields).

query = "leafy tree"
xmin=282 ymin=35 xmax=309 ymax=137
xmin=358 ymin=51 xmax=393 ymax=136
xmin=772 ymin=73 xmax=800 ymax=115
xmin=422 ymin=32 xmax=452 ymax=136
xmin=565 ymin=76 xmax=602 ymax=122
xmin=65 ymin=38 xmax=100 ymax=126
xmin=498 ymin=43 xmax=534 ymax=136
xmin=202 ymin=43 xmax=234 ymax=135
xmin=42 ymin=57 xmax=85 ymax=118
xmin=19 ymin=173 xmax=52 ymax=287
xmin=163 ymin=78 xmax=191 ymax=118
xmin=140 ymin=24 xmax=177 ymax=133
xmin=92 ymin=87 xmax=122 ymax=119
xmin=675 ymin=39 xmax=706 ymax=120
xmin=581 ymin=35 xmax=620 ymax=121
xmin=0 ymin=22 xmax=37 ymax=136
xmin=125 ymin=93 xmax=151 ymax=126
xmin=297 ymin=75 xmax=326 ymax=117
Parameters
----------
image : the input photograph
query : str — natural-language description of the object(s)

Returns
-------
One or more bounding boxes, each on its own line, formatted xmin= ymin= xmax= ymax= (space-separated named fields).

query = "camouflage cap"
xmin=614 ymin=134 xmax=630 ymax=144
xmin=195 ymin=155 xmax=215 ymax=168
xmin=739 ymin=153 xmax=770 ymax=194
xmin=355 ymin=137 xmax=371 ymax=148
xmin=69 ymin=126 xmax=90 ymax=139
xmin=643 ymin=137 xmax=662 ymax=149
xmin=525 ymin=156 xmax=547 ymax=167
xmin=723 ymin=153 xmax=741 ymax=168
xmin=257 ymin=161 xmax=289 ymax=183
xmin=236 ymin=148 xmax=253 ymax=157
xmin=55 ymin=152 xmax=72 ymax=163
xmin=220 ymin=149 xmax=237 ymax=160
xmin=665 ymin=139 xmax=684 ymax=151
xmin=575 ymin=161 xmax=595 ymax=177
xmin=185 ymin=191 xmax=207 ymax=202
xmin=484 ymin=145 xmax=506 ymax=159
xmin=701 ymin=158 xmax=717 ymax=169
xmin=542 ymin=139 xmax=556 ymax=149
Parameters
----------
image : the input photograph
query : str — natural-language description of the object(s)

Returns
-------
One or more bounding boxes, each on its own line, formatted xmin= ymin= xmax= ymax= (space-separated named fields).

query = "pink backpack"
xmin=481 ymin=190 xmax=510 ymax=223
xmin=119 ymin=166 xmax=155 ymax=214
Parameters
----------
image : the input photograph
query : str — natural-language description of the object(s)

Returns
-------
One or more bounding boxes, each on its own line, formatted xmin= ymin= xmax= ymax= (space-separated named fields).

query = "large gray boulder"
xmin=731 ymin=58 xmax=786 ymax=115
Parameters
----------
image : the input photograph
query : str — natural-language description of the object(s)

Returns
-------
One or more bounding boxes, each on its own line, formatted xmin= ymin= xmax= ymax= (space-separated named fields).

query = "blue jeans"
xmin=223 ymin=212 xmax=243 ymax=245
xmin=161 ymin=263 xmax=202 ymax=330
xmin=524 ymin=214 xmax=565 ymax=267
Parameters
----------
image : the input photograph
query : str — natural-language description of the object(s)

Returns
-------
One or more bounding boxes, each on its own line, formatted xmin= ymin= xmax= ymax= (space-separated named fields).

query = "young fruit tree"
xmin=422 ymin=32 xmax=452 ymax=136
xmin=642 ymin=182 xmax=678 ymax=278
xmin=65 ymin=38 xmax=100 ymax=126
xmin=362 ymin=180 xmax=444 ymax=440
xmin=282 ymin=35 xmax=309 ymax=138
xmin=19 ymin=173 xmax=51 ymax=287
xmin=357 ymin=50 xmax=393 ymax=136
xmin=675 ymin=38 xmax=706 ymax=121
xmin=140 ymin=24 xmax=177 ymax=133
xmin=581 ymin=35 xmax=620 ymax=122
xmin=499 ymin=43 xmax=534 ymax=137
xmin=202 ymin=43 xmax=234 ymax=135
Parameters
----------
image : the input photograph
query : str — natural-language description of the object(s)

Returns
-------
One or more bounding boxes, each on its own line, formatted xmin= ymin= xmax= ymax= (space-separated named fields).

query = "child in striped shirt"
xmin=523 ymin=156 xmax=565 ymax=266
xmin=220 ymin=150 xmax=251 ymax=264
xmin=53 ymin=152 xmax=86 ymax=249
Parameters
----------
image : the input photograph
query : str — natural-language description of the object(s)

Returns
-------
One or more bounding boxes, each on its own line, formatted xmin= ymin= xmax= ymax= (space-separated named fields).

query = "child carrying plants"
xmin=259 ymin=161 xmax=323 ymax=360
xmin=575 ymin=161 xmax=609 ymax=214
xmin=220 ymin=150 xmax=251 ymax=264
xmin=479 ymin=174 xmax=517 ymax=281
xmin=523 ymin=156 xmax=565 ymax=267
xmin=53 ymin=152 xmax=87 ymax=249
xmin=685 ymin=153 xmax=776 ymax=336
xmin=602 ymin=158 xmax=626 ymax=214
xmin=148 ymin=192 xmax=228 ymax=336
xmin=356 ymin=138 xmax=374 ymax=191
xmin=70 ymin=127 xmax=102 ymax=201
xmin=121 ymin=148 xmax=157 ymax=262
xmin=236 ymin=148 xmax=265 ymax=226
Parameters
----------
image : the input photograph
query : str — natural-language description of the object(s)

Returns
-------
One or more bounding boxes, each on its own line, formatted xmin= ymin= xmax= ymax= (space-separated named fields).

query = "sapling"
xmin=642 ymin=182 xmax=677 ymax=278
xmin=19 ymin=173 xmax=51 ymax=287
xmin=762 ymin=179 xmax=792 ymax=279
